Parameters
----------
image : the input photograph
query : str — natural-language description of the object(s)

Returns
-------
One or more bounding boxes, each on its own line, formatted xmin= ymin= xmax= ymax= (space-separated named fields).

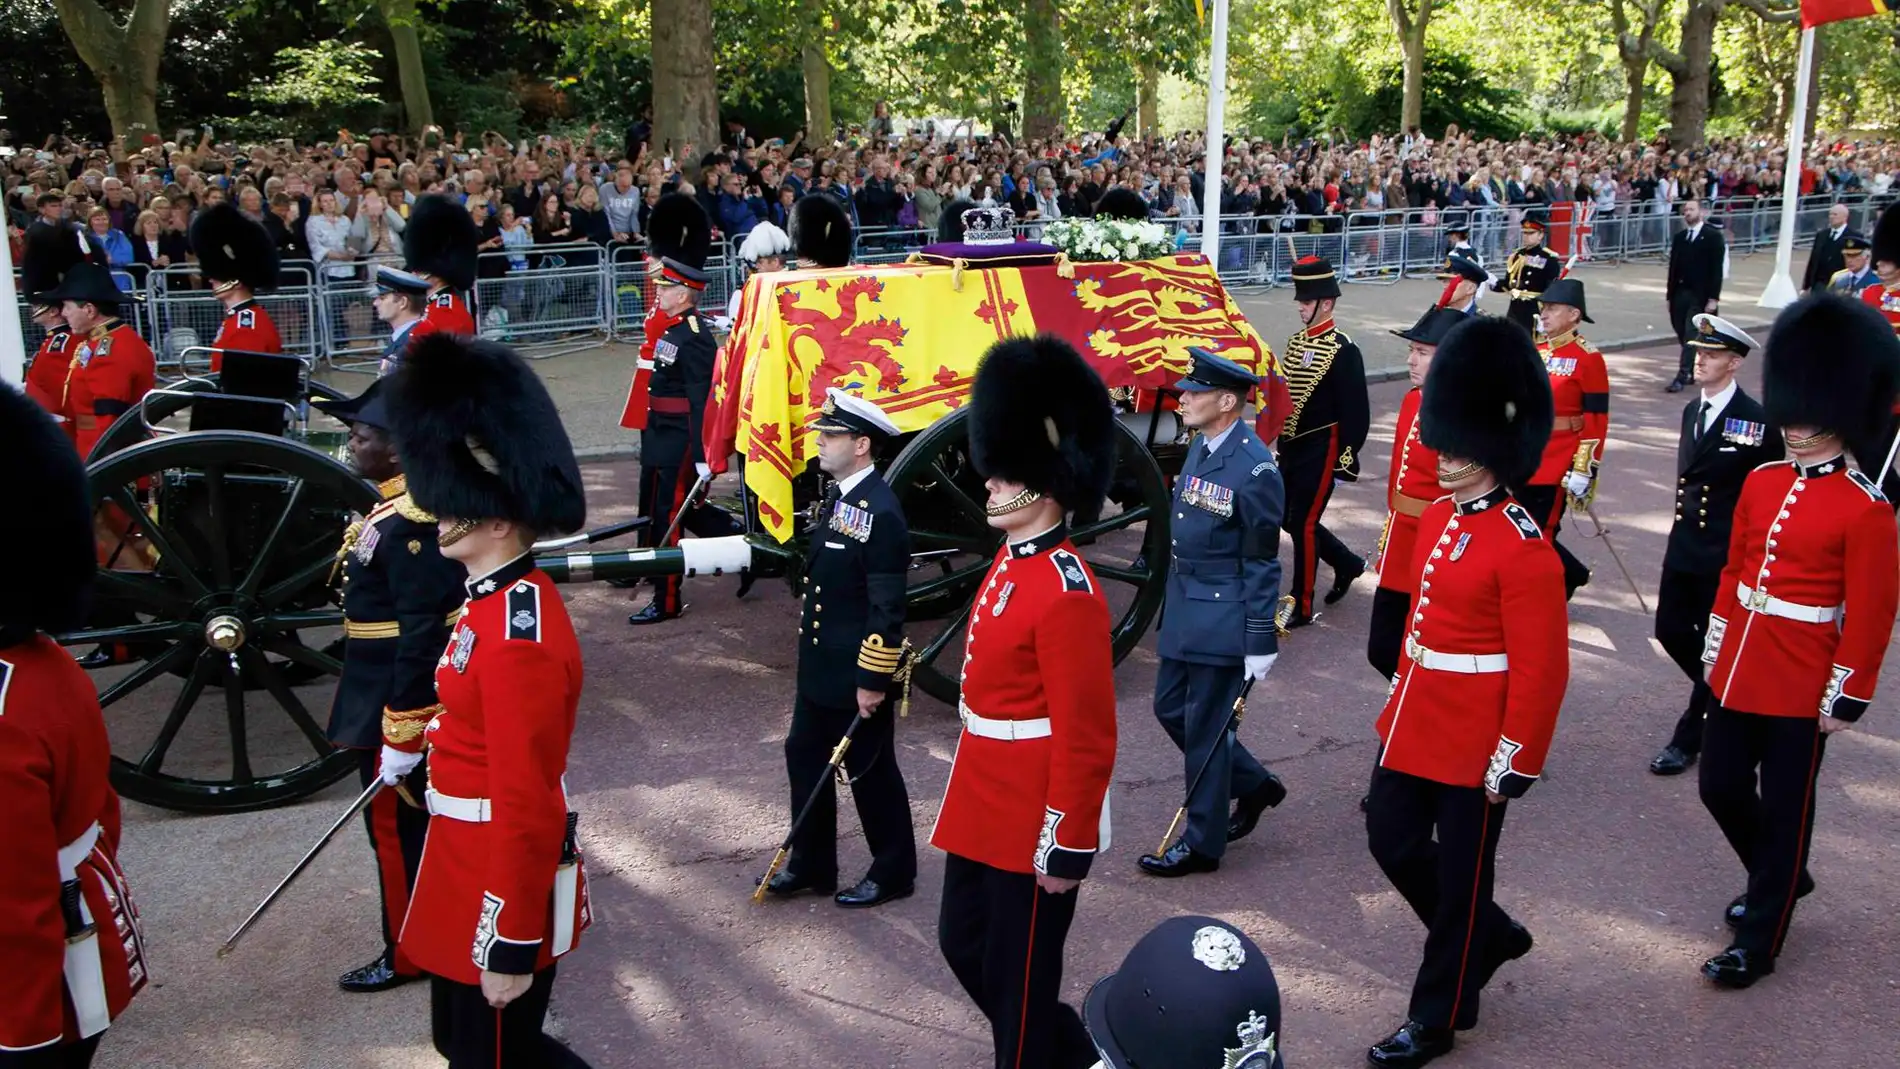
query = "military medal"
xmin=829 ymin=501 xmax=874 ymax=542
xmin=354 ymin=523 xmax=381 ymax=563
xmin=1449 ymin=532 xmax=1471 ymax=561
xmin=1544 ymin=356 xmax=1577 ymax=376
xmin=1183 ymin=476 xmax=1234 ymax=517
xmin=448 ymin=627 xmax=476 ymax=672
xmin=1721 ymin=418 xmax=1765 ymax=446
xmin=993 ymin=581 xmax=1014 ymax=616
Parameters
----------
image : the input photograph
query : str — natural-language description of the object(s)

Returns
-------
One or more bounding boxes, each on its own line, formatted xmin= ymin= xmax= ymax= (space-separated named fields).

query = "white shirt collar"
xmin=1686 ymin=224 xmax=1701 ymax=241
xmin=391 ymin=317 xmax=419 ymax=342
xmin=1202 ymin=420 xmax=1239 ymax=455
xmin=834 ymin=463 xmax=876 ymax=496
xmin=1832 ymin=226 xmax=1845 ymax=239
xmin=1699 ymin=378 xmax=1738 ymax=427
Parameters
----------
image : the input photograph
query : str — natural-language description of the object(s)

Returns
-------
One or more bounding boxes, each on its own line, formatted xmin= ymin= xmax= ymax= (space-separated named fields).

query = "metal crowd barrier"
xmin=317 ymin=254 xmax=405 ymax=372
xmin=144 ymin=262 xmax=319 ymax=375
xmin=605 ymin=242 xmax=737 ymax=343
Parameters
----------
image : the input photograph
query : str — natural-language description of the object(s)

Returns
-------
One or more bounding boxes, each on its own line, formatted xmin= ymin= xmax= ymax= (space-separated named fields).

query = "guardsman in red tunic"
xmin=616 ymin=193 xmax=706 ymax=432
xmin=20 ymin=221 xmax=85 ymax=443
xmin=384 ymin=333 xmax=595 ymax=1068
xmin=402 ymin=195 xmax=480 ymax=346
xmin=1364 ymin=317 xmax=1568 ymax=1069
xmin=1695 ymin=294 xmax=1900 ymax=990
xmin=41 ymin=264 xmax=155 ymax=461
xmin=933 ymin=335 xmax=1118 ymax=1069
xmin=0 ymin=383 xmax=149 ymax=1068
xmin=1521 ymin=277 xmax=1608 ymax=599
xmin=189 ymin=203 xmax=283 ymax=372
xmin=1367 ymin=307 xmax=1464 ymax=681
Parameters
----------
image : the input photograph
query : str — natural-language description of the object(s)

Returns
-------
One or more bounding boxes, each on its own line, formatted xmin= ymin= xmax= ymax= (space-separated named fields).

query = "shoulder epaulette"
xmin=1049 ymin=548 xmax=1094 ymax=594
xmin=1502 ymin=502 xmax=1543 ymax=540
xmin=1847 ymin=468 xmax=1887 ymax=502
xmin=394 ymin=494 xmax=436 ymax=525
xmin=505 ymin=579 xmax=542 ymax=642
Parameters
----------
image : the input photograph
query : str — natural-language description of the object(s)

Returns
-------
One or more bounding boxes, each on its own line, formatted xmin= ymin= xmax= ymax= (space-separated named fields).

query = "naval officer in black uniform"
xmin=1139 ymin=349 xmax=1287 ymax=878
xmin=311 ymin=379 xmax=467 ymax=992
xmin=762 ymin=388 xmax=918 ymax=908
xmin=1648 ymin=315 xmax=1780 ymax=776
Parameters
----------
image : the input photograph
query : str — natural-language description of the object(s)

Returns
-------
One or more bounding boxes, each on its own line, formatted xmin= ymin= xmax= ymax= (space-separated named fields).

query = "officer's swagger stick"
xmin=1157 ymin=676 xmax=1257 ymax=855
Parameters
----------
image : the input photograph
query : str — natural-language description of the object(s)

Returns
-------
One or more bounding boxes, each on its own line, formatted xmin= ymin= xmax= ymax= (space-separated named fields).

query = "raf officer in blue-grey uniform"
xmin=371 ymin=265 xmax=432 ymax=375
xmin=1139 ymin=348 xmax=1288 ymax=878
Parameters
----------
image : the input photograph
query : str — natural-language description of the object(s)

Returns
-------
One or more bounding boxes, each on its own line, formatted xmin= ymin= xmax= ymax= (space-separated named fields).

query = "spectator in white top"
xmin=305 ymin=189 xmax=357 ymax=281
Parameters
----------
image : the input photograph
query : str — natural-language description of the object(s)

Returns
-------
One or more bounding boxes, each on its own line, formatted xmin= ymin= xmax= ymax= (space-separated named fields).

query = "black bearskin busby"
xmin=1094 ymin=187 xmax=1149 ymax=222
xmin=0 ymin=383 xmax=94 ymax=636
xmin=791 ymin=194 xmax=853 ymax=268
xmin=647 ymin=192 xmax=712 ymax=269
xmin=1761 ymin=292 xmax=1900 ymax=467
xmin=968 ymin=334 xmax=1116 ymax=520
xmin=402 ymin=194 xmax=480 ymax=292
xmin=1419 ymin=315 xmax=1554 ymax=489
xmin=22 ymin=222 xmax=87 ymax=305
xmin=386 ymin=333 xmax=586 ymax=536
xmin=189 ymin=203 xmax=280 ymax=292
xmin=938 ymin=197 xmax=978 ymax=243
xmin=1873 ymin=201 xmax=1900 ymax=269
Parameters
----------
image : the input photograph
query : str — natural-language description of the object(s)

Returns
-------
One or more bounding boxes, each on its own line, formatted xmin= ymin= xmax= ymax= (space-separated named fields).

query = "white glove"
xmin=1244 ymin=653 xmax=1277 ymax=681
xmin=1486 ymin=271 xmax=1502 ymax=288
xmin=694 ymin=461 xmax=712 ymax=481
xmin=379 ymin=745 xmax=423 ymax=785
xmin=1563 ymin=471 xmax=1592 ymax=497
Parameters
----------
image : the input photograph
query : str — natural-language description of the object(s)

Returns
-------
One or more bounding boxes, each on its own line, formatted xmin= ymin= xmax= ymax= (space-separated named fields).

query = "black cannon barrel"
xmin=533 ymin=534 xmax=797 ymax=584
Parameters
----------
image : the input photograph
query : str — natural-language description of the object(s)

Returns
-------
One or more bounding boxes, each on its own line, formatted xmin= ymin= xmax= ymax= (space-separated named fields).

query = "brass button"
xmin=1699 ymin=509 xmax=1707 ymax=516
xmin=812 ymin=620 xmax=821 ymax=629
xmin=815 ymin=604 xmax=822 ymax=612
xmin=812 ymin=637 xmax=819 ymax=645
xmin=1699 ymin=522 xmax=1707 ymax=529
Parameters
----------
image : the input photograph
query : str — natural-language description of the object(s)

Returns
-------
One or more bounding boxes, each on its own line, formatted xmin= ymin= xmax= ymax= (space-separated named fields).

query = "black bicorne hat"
xmin=190 ymin=203 xmax=280 ymax=292
xmin=37 ymin=262 xmax=140 ymax=308
xmin=1538 ymin=277 xmax=1592 ymax=322
xmin=22 ymin=222 xmax=88 ymax=306
xmin=968 ymin=334 xmax=1116 ymax=521
xmin=0 ymin=383 xmax=95 ymax=635
xmin=1393 ymin=306 xmax=1468 ymax=346
xmin=647 ymin=193 xmax=713 ymax=269
xmin=402 ymin=194 xmax=480 ymax=292
xmin=791 ymin=194 xmax=853 ymax=268
xmin=1419 ymin=315 xmax=1554 ymax=489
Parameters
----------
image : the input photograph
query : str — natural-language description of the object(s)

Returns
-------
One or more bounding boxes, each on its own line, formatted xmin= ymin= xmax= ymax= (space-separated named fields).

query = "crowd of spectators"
xmin=7 ymin=116 xmax=1896 ymax=291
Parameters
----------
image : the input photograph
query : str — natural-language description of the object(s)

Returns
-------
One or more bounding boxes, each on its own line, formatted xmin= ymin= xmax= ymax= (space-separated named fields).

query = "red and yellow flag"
xmin=1802 ymin=0 xmax=1892 ymax=27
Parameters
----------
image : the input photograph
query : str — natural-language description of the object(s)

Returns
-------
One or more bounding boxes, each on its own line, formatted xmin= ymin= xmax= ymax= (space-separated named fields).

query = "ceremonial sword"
xmin=1157 ymin=676 xmax=1257 ymax=856
xmin=1579 ymin=503 xmax=1649 ymax=615
xmin=218 ymin=777 xmax=400 ymax=957
xmin=753 ymin=716 xmax=863 ymax=904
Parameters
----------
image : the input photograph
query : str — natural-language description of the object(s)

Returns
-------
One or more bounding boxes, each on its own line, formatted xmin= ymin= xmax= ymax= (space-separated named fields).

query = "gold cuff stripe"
xmin=858 ymin=656 xmax=898 ymax=674
xmin=385 ymin=703 xmax=443 ymax=722
xmin=382 ymin=717 xmax=431 ymax=743
xmin=345 ymin=611 xmax=463 ymax=639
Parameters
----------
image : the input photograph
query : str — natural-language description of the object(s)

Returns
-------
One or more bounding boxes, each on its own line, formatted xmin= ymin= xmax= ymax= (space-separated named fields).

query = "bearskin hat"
xmin=791 ymin=194 xmax=853 ymax=268
xmin=22 ymin=222 xmax=87 ymax=305
xmin=189 ymin=203 xmax=279 ymax=292
xmin=386 ymin=333 xmax=586 ymax=535
xmin=1419 ymin=315 xmax=1554 ymax=489
xmin=1094 ymin=187 xmax=1149 ymax=222
xmin=402 ymin=194 xmax=480 ymax=292
xmin=647 ymin=193 xmax=712 ymax=269
xmin=938 ymin=197 xmax=978 ymax=243
xmin=0 ymin=383 xmax=94 ymax=635
xmin=1761 ymin=293 xmax=1900 ymax=466
xmin=968 ymin=334 xmax=1117 ymax=521
xmin=1874 ymin=201 xmax=1900 ymax=269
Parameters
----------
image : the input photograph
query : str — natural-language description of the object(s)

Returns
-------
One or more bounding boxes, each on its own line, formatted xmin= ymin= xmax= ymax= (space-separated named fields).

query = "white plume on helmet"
xmin=737 ymin=222 xmax=792 ymax=265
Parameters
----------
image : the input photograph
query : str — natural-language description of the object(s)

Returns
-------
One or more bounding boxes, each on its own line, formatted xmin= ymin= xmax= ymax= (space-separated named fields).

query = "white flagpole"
xmin=0 ymin=220 xmax=24 ymax=384
xmin=1757 ymin=25 xmax=1816 ymax=310
xmin=1200 ymin=0 xmax=1230 ymax=267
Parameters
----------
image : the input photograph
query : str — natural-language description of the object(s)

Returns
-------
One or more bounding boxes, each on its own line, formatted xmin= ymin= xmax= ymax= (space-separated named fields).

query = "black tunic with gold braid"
xmin=1277 ymin=320 xmax=1370 ymax=619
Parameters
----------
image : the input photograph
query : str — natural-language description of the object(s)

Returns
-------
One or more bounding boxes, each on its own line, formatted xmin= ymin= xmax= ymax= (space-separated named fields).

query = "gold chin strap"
xmin=1438 ymin=459 xmax=1484 ymax=483
xmin=985 ymin=487 xmax=1043 ymax=517
xmin=437 ymin=518 xmax=480 ymax=548
xmin=1785 ymin=431 xmax=1833 ymax=450
xmin=211 ymin=279 xmax=241 ymax=297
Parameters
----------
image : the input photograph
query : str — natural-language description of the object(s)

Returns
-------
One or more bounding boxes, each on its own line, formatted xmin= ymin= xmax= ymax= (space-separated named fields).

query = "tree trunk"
xmin=1022 ymin=0 xmax=1063 ymax=141
xmin=1136 ymin=62 xmax=1159 ymax=138
xmin=798 ymin=0 xmax=832 ymax=141
xmin=1664 ymin=0 xmax=1721 ymax=150
xmin=378 ymin=0 xmax=434 ymax=133
xmin=1619 ymin=57 xmax=1648 ymax=142
xmin=652 ymin=0 xmax=719 ymax=175
xmin=1386 ymin=0 xmax=1434 ymax=134
xmin=52 ymin=0 xmax=170 ymax=143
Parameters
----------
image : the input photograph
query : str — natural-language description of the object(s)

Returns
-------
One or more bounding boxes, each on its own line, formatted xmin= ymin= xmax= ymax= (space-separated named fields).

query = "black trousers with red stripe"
xmin=429 ymin=965 xmax=593 ymax=1068
xmin=356 ymin=748 xmax=429 ymax=975
xmin=1279 ymin=430 xmax=1358 ymax=618
xmin=937 ymin=853 xmax=1095 ymax=1069
xmin=637 ymin=414 xmax=743 ymax=615
xmin=1698 ymin=704 xmax=1828 ymax=959
xmin=1365 ymin=766 xmax=1516 ymax=1030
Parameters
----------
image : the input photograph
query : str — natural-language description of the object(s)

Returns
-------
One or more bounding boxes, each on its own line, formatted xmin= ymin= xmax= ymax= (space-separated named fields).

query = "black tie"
xmin=1694 ymin=400 xmax=1711 ymax=443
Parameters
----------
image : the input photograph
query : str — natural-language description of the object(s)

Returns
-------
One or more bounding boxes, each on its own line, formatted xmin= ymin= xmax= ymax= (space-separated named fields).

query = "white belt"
xmin=1737 ymin=582 xmax=1841 ymax=624
xmin=1406 ymin=638 xmax=1509 ymax=674
xmin=959 ymin=702 xmax=1052 ymax=741
xmin=58 ymin=822 xmax=102 ymax=882
xmin=426 ymin=788 xmax=492 ymax=822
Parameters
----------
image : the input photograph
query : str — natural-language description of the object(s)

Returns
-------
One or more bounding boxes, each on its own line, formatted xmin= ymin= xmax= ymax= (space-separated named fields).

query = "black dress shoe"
xmin=1665 ymin=377 xmax=1687 ymax=393
xmin=627 ymin=601 xmax=681 ymax=626
xmin=834 ymin=877 xmax=914 ymax=909
xmin=756 ymin=868 xmax=837 ymax=898
xmin=1474 ymin=920 xmax=1534 ymax=989
xmin=337 ymin=952 xmax=418 ymax=993
xmin=1367 ymin=1020 xmax=1454 ymax=1068
xmin=1138 ymin=840 xmax=1220 ymax=878
xmin=1325 ymin=558 xmax=1366 ymax=605
xmin=1725 ymin=871 xmax=1815 ymax=929
xmin=1649 ymin=745 xmax=1696 ymax=776
xmin=1701 ymin=947 xmax=1774 ymax=989
xmin=1227 ymin=774 xmax=1287 ymax=843
xmin=1283 ymin=611 xmax=1320 ymax=630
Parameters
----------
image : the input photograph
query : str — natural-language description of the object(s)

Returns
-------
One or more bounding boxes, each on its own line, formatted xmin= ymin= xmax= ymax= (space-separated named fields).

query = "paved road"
xmin=100 ymin=334 xmax=1899 ymax=1068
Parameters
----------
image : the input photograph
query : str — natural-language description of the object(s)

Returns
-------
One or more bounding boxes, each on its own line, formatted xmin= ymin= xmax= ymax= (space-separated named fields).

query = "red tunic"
xmin=399 ymin=557 xmax=589 ymax=983
xmin=419 ymin=289 xmax=477 ymax=336
xmin=618 ymin=302 xmax=682 ymax=430
xmin=930 ymin=530 xmax=1117 ymax=878
xmin=1531 ymin=330 xmax=1610 ymax=486
xmin=209 ymin=299 xmax=283 ymax=372
xmin=1375 ymin=489 xmax=1569 ymax=795
xmin=64 ymin=321 xmax=156 ymax=460
xmin=0 ymin=635 xmax=148 ymax=1052
xmin=1705 ymin=458 xmax=1899 ymax=722
xmin=1861 ymin=281 xmax=1900 ymax=335
xmin=1374 ymin=387 xmax=1442 ymax=596
xmin=24 ymin=328 xmax=77 ymax=448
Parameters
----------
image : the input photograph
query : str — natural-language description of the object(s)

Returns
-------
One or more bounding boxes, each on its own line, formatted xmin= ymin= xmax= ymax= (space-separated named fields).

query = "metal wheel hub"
xmin=204 ymin=614 xmax=248 ymax=652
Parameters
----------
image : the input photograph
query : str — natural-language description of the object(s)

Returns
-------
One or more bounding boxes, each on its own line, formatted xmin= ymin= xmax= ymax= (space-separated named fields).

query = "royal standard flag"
xmin=1802 ymin=0 xmax=1892 ymax=27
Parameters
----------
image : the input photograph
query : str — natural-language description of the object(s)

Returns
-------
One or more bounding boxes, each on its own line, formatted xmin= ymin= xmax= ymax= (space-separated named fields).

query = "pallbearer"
xmin=1363 ymin=317 xmax=1567 ymax=1069
xmin=1278 ymin=255 xmax=1370 ymax=626
xmin=403 ymin=194 xmax=480 ymax=341
xmin=384 ymin=333 xmax=594 ymax=1068
xmin=1519 ymin=277 xmax=1606 ymax=599
xmin=1696 ymin=294 xmax=1900 ymax=990
xmin=933 ymin=335 xmax=1118 ymax=1069
xmin=1647 ymin=316 xmax=1779 ymax=777
xmin=190 ymin=202 xmax=283 ymax=371
xmin=0 ymin=383 xmax=149 ymax=1068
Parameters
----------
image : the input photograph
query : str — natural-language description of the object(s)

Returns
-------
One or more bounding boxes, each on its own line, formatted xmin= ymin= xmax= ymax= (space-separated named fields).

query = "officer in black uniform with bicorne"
xmin=1278 ymin=256 xmax=1370 ymax=627
xmin=1648 ymin=315 xmax=1781 ymax=777
xmin=629 ymin=258 xmax=743 ymax=625
xmin=761 ymin=388 xmax=918 ymax=908
xmin=1489 ymin=212 xmax=1561 ymax=337
xmin=311 ymin=379 xmax=467 ymax=994
xmin=1083 ymin=915 xmax=1285 ymax=1069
